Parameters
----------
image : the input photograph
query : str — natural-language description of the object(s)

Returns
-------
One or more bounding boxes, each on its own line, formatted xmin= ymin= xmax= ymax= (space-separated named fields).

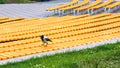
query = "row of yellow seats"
xmin=0 ymin=18 xmax=24 ymax=24
xmin=0 ymin=25 xmax=120 ymax=50
xmin=0 ymin=27 xmax=119 ymax=54
xmin=74 ymin=0 xmax=102 ymax=11
xmin=0 ymin=17 xmax=58 ymax=29
xmin=60 ymin=0 xmax=89 ymax=11
xmin=0 ymin=19 xmax=119 ymax=49
xmin=0 ymin=25 xmax=119 ymax=51
xmin=48 ymin=21 xmax=120 ymax=39
xmin=53 ymin=27 xmax=120 ymax=44
xmin=0 ymin=14 xmax=88 ymax=30
xmin=0 ymin=17 xmax=9 ymax=21
xmin=0 ymin=27 xmax=120 ymax=60
xmin=0 ymin=13 xmax=110 ymax=35
xmin=0 ymin=18 xmax=40 ymax=27
xmin=0 ymin=15 xmax=88 ymax=31
xmin=0 ymin=13 xmax=113 ymax=38
xmin=0 ymin=19 xmax=119 ymax=44
xmin=0 ymin=16 xmax=70 ymax=28
xmin=0 ymin=14 xmax=113 ymax=42
xmin=46 ymin=0 xmax=79 ymax=11
xmin=89 ymin=0 xmax=114 ymax=10
xmin=0 ymin=14 xmax=89 ymax=35
xmin=0 ymin=26 xmax=120 ymax=51
xmin=0 ymin=14 xmax=115 ymax=40
xmin=105 ymin=1 xmax=120 ymax=9
xmin=0 ymin=18 xmax=62 ymax=33
xmin=0 ymin=14 xmax=112 ymax=38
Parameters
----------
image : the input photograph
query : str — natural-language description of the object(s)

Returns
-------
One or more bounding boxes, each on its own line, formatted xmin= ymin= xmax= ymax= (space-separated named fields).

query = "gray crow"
xmin=40 ymin=35 xmax=52 ymax=46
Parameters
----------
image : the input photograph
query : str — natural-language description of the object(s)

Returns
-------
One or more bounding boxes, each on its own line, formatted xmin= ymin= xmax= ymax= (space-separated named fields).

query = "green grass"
xmin=0 ymin=0 xmax=33 ymax=4
xmin=0 ymin=42 xmax=120 ymax=68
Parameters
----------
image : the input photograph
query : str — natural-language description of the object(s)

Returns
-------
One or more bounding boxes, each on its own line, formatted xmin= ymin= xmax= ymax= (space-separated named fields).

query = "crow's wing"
xmin=40 ymin=37 xmax=44 ymax=41
xmin=45 ymin=38 xmax=52 ymax=42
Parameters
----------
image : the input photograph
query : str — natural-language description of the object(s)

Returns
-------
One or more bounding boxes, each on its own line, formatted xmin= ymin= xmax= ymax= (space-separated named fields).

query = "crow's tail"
xmin=46 ymin=38 xmax=52 ymax=42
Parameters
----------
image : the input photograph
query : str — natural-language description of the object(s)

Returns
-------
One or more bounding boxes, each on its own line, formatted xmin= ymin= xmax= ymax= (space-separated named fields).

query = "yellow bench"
xmin=105 ymin=1 xmax=120 ymax=12
xmin=59 ymin=0 xmax=89 ymax=15
xmin=0 ymin=13 xmax=109 ymax=36
xmin=0 ymin=17 xmax=24 ymax=24
xmin=0 ymin=14 xmax=119 ymax=43
xmin=0 ymin=17 xmax=9 ymax=21
xmin=74 ymin=0 xmax=102 ymax=15
xmin=88 ymin=0 xmax=114 ymax=15
xmin=0 ymin=13 xmax=120 ymax=61
xmin=60 ymin=0 xmax=89 ymax=11
xmin=46 ymin=0 xmax=79 ymax=11
xmin=0 ymin=18 xmax=40 ymax=27
xmin=0 ymin=14 xmax=89 ymax=35
xmin=0 ymin=27 xmax=120 ymax=60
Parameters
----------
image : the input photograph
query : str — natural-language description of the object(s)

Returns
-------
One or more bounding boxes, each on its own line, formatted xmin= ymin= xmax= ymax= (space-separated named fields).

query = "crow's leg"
xmin=45 ymin=42 xmax=48 ymax=47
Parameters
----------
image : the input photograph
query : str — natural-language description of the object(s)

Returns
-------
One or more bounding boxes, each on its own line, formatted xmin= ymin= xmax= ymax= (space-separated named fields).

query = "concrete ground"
xmin=0 ymin=3 xmax=60 ymax=18
xmin=0 ymin=0 xmax=71 ymax=18
xmin=0 ymin=0 xmax=119 ymax=18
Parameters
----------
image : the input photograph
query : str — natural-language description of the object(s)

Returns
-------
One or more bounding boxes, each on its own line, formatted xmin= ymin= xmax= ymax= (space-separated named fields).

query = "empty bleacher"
xmin=0 ymin=13 xmax=120 ymax=61
xmin=59 ymin=0 xmax=89 ymax=15
xmin=74 ymin=0 xmax=103 ymax=15
xmin=46 ymin=0 xmax=120 ymax=16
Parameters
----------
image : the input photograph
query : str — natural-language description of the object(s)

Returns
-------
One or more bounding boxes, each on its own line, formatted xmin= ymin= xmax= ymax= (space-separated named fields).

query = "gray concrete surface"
xmin=0 ymin=3 xmax=63 ymax=18
xmin=0 ymin=0 xmax=116 ymax=18
xmin=0 ymin=0 xmax=72 ymax=18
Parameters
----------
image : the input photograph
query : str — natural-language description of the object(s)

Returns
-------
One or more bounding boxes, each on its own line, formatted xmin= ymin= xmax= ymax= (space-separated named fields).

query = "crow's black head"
xmin=40 ymin=35 xmax=52 ymax=43
xmin=40 ymin=35 xmax=44 ymax=38
xmin=40 ymin=35 xmax=44 ymax=39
